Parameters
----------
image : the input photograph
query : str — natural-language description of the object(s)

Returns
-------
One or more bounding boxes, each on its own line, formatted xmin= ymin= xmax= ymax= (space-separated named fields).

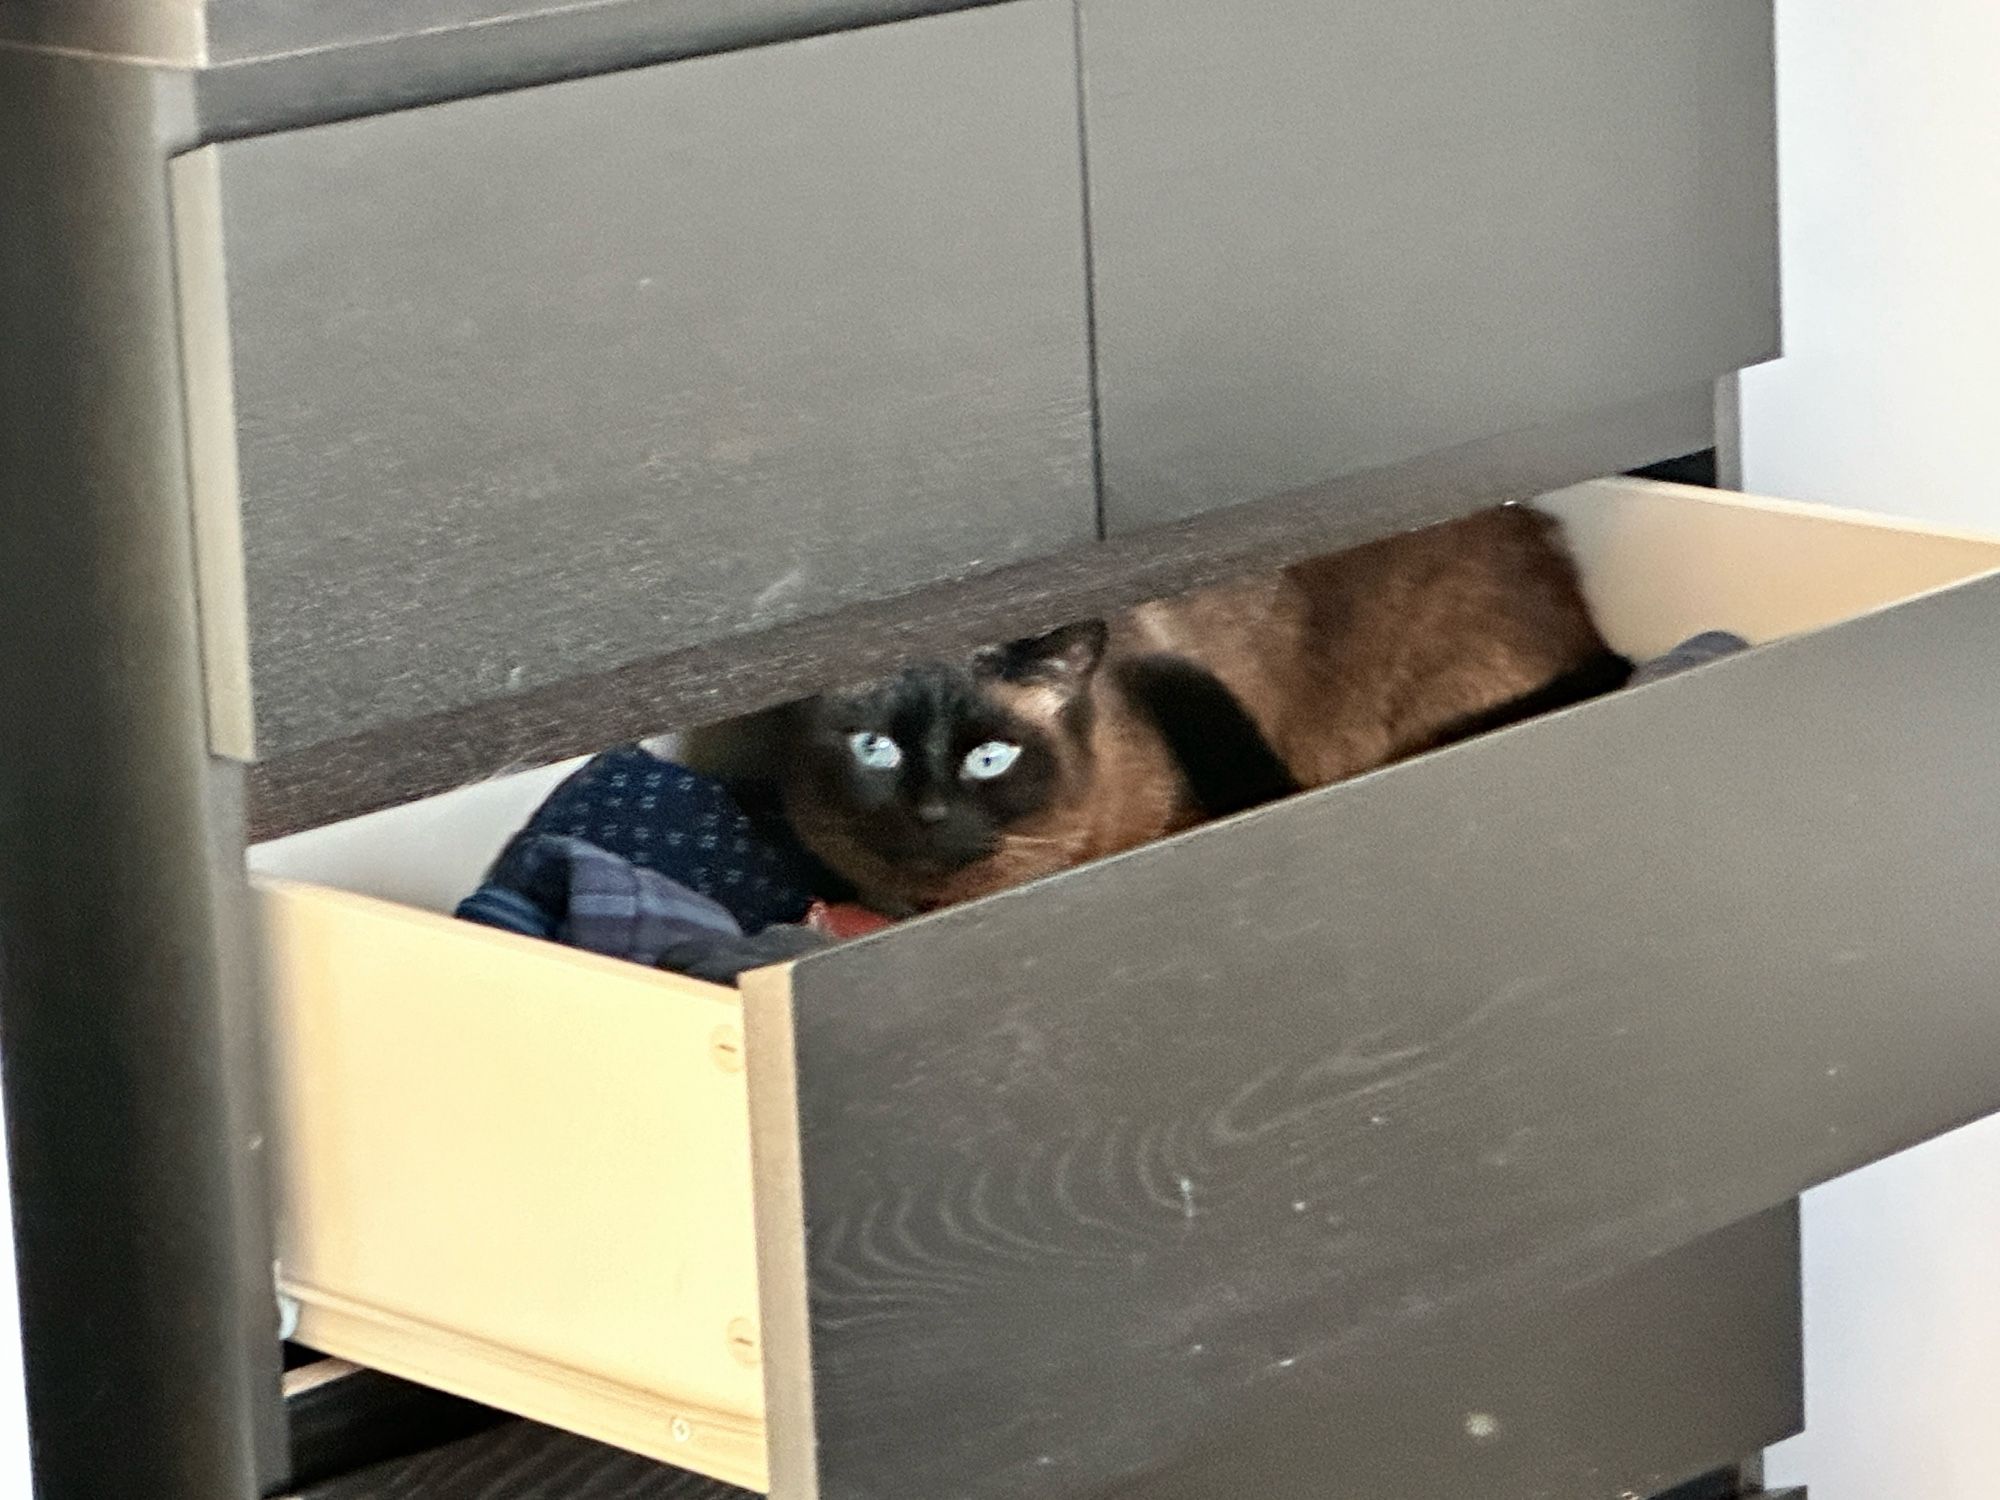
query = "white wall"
xmin=1742 ymin=1 xmax=2000 ymax=529
xmin=1742 ymin=2 xmax=2000 ymax=1495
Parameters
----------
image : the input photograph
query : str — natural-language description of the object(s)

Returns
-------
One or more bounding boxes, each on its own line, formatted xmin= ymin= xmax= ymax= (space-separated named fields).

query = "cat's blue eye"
xmin=847 ymin=731 xmax=903 ymax=771
xmin=961 ymin=740 xmax=1022 ymax=781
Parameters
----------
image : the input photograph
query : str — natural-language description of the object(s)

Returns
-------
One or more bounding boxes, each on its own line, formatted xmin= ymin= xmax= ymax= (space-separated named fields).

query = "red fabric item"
xmin=807 ymin=900 xmax=896 ymax=940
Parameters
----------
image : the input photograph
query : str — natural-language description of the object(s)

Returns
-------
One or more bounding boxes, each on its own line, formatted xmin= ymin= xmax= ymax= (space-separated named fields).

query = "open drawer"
xmin=255 ymin=477 xmax=2000 ymax=1500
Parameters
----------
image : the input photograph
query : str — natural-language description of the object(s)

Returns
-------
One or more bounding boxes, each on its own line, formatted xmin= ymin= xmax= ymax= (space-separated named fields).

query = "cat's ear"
xmin=977 ymin=620 xmax=1108 ymax=693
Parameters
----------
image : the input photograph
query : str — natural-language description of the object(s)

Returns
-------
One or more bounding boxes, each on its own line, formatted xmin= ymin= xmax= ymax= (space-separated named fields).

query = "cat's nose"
xmin=914 ymin=797 xmax=949 ymax=824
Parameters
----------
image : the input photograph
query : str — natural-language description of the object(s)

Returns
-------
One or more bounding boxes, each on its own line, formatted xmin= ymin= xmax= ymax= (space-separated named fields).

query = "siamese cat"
xmin=779 ymin=506 xmax=1625 ymax=914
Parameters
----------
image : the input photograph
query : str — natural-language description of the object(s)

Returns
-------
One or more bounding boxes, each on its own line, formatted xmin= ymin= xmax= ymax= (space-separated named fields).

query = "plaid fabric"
xmin=653 ymin=923 xmax=830 ymax=985
xmin=457 ymin=831 xmax=830 ymax=980
xmin=454 ymin=749 xmax=839 ymax=982
xmin=457 ymin=833 xmax=743 ymax=966
xmin=515 ymin=747 xmax=818 ymax=933
xmin=1630 ymin=630 xmax=1750 ymax=686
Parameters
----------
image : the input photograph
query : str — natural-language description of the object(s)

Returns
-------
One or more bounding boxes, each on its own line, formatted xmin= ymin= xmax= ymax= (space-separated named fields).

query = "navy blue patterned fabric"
xmin=512 ymin=747 xmax=817 ymax=934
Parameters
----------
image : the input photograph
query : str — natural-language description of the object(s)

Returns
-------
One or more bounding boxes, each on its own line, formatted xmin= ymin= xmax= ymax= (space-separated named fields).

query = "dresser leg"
xmin=0 ymin=46 xmax=280 ymax=1500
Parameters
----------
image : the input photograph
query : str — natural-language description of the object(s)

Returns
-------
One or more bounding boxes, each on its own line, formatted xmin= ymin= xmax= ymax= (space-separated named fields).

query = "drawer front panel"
xmin=745 ymin=486 xmax=2000 ymax=1500
xmin=1100 ymin=1205 xmax=1801 ymax=1500
xmin=1079 ymin=0 xmax=1779 ymax=531
xmin=179 ymin=0 xmax=1093 ymax=758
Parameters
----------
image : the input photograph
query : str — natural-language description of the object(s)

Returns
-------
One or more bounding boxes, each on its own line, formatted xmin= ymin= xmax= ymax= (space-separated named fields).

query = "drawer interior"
xmin=250 ymin=477 xmax=2000 ymax=1495
xmin=1540 ymin=479 xmax=2000 ymax=658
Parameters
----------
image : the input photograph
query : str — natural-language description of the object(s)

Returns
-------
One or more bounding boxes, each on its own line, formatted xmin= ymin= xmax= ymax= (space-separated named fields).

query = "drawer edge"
xmin=738 ymin=963 xmax=818 ymax=1500
xmin=168 ymin=144 xmax=257 ymax=763
xmin=287 ymin=1278 xmax=770 ymax=1492
xmin=759 ymin=561 xmax=2000 ymax=1499
xmin=247 ymin=381 xmax=1718 ymax=838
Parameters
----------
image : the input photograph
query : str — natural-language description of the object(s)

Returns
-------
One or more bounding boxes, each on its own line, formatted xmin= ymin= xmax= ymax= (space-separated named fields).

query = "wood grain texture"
xmin=1079 ymin=0 xmax=1779 ymax=530
xmin=194 ymin=0 xmax=1092 ymax=758
xmin=747 ymin=565 xmax=2000 ymax=1500
xmin=247 ymin=381 xmax=1713 ymax=837
xmin=284 ymin=1362 xmax=509 ymax=1492
xmin=281 ymin=1357 xmax=1777 ymax=1500
xmin=289 ymin=1421 xmax=752 ymax=1500
xmin=1096 ymin=1207 xmax=1800 ymax=1500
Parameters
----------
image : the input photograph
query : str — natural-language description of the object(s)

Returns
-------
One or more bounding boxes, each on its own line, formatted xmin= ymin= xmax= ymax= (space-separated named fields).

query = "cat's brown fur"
xmin=1119 ymin=503 xmax=1612 ymax=785
xmin=782 ymin=505 xmax=1618 ymax=912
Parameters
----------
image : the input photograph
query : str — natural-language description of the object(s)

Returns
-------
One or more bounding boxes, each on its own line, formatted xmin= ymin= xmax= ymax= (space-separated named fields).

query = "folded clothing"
xmin=456 ymin=831 xmax=830 ymax=983
xmin=654 ymin=924 xmax=829 ymax=986
xmin=503 ymin=746 xmax=818 ymax=934
xmin=1631 ymin=630 xmax=1749 ymax=685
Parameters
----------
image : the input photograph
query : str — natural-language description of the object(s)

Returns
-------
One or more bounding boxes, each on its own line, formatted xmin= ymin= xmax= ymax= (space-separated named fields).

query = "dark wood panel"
xmin=196 ymin=1 xmax=1015 ymax=136
xmin=281 ymin=1362 xmax=509 ymax=1493
xmin=275 ymin=1228 xmax=1793 ymax=1500
xmin=0 ymin=47 xmax=276 ymax=1500
xmin=204 ymin=756 xmax=291 ymax=1493
xmin=201 ymin=0 xmax=1004 ymax=66
xmin=284 ymin=1427 xmax=1782 ymax=1500
xmin=289 ymin=1420 xmax=748 ymax=1500
xmin=1080 ymin=0 xmax=1778 ymax=530
xmin=1630 ymin=448 xmax=1722 ymax=490
xmin=201 ymin=0 xmax=1091 ymax=757
xmin=749 ymin=568 xmax=2000 ymax=1500
xmin=195 ymin=1 xmax=1008 ymax=139
xmin=206 ymin=0 xmax=600 ymax=58
xmin=1656 ymin=1474 xmax=1750 ymax=1500
xmin=1099 ymin=1207 xmax=1800 ymax=1500
xmin=248 ymin=382 xmax=1711 ymax=837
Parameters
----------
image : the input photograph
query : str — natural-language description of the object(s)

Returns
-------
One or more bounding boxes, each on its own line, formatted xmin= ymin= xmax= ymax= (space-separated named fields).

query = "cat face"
xmin=780 ymin=623 xmax=1107 ymax=914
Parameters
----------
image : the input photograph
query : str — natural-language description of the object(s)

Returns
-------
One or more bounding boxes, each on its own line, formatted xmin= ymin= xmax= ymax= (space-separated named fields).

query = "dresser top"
xmin=0 ymin=0 xmax=1003 ymax=64
xmin=0 ymin=0 xmax=1011 ymax=137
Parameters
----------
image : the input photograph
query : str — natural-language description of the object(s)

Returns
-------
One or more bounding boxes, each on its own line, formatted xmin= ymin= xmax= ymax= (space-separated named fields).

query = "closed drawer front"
xmin=175 ymin=0 xmax=1094 ymax=761
xmin=259 ymin=479 xmax=2000 ymax=1499
xmin=1079 ymin=0 xmax=1780 ymax=530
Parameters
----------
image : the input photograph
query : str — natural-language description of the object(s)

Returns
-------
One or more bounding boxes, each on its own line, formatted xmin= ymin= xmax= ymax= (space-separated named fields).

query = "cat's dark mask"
xmin=779 ymin=621 xmax=1108 ymax=914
